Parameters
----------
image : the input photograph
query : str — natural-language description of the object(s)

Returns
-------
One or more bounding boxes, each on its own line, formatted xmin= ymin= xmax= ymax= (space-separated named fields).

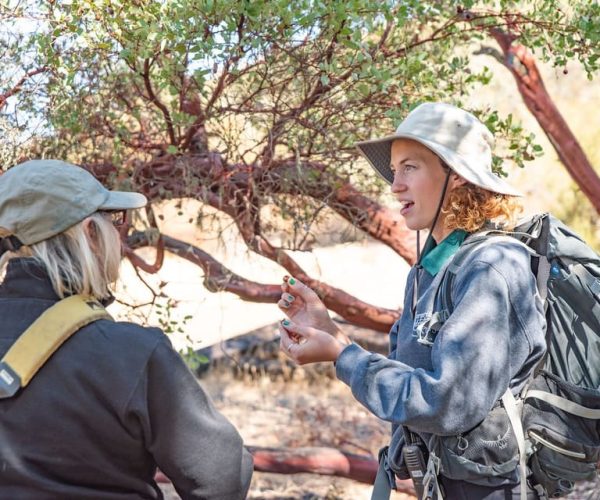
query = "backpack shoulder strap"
xmin=501 ymin=389 xmax=528 ymax=500
xmin=0 ymin=295 xmax=112 ymax=399
xmin=441 ymin=232 xmax=537 ymax=313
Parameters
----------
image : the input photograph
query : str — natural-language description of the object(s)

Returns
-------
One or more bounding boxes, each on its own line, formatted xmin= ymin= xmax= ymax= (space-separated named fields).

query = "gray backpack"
xmin=440 ymin=213 xmax=600 ymax=498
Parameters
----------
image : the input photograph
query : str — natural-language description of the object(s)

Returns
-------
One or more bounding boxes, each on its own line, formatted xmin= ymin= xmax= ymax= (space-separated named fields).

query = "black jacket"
xmin=0 ymin=258 xmax=253 ymax=499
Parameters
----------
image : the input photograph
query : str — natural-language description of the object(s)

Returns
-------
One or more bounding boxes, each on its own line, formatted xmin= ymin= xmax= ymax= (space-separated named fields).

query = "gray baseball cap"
xmin=356 ymin=102 xmax=522 ymax=196
xmin=0 ymin=159 xmax=147 ymax=245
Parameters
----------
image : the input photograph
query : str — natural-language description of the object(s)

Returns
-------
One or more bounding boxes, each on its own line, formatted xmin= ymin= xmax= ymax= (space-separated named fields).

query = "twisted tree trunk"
xmin=489 ymin=28 xmax=600 ymax=214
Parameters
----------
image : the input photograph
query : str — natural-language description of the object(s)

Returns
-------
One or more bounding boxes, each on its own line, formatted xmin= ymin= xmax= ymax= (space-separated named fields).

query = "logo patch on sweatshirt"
xmin=413 ymin=310 xmax=448 ymax=346
xmin=413 ymin=313 xmax=433 ymax=344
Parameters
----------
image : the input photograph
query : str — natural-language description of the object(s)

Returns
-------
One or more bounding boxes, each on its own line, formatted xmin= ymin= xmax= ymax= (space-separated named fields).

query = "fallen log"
xmin=155 ymin=445 xmax=600 ymax=495
xmin=156 ymin=446 xmax=416 ymax=496
xmin=249 ymin=445 xmax=380 ymax=484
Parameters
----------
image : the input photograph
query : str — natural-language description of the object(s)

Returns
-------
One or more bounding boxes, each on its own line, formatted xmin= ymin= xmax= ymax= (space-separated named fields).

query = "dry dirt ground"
xmin=159 ymin=356 xmax=600 ymax=500
xmin=158 ymin=323 xmax=414 ymax=500
xmin=200 ymin=372 xmax=412 ymax=500
xmin=158 ymin=374 xmax=414 ymax=500
xmin=156 ymin=324 xmax=600 ymax=500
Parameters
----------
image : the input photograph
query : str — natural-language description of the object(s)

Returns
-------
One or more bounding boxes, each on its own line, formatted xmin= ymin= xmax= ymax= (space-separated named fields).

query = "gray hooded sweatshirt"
xmin=335 ymin=234 xmax=546 ymax=485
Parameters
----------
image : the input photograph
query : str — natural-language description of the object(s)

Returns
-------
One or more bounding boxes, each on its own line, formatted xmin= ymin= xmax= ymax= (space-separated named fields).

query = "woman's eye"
xmin=391 ymin=164 xmax=416 ymax=175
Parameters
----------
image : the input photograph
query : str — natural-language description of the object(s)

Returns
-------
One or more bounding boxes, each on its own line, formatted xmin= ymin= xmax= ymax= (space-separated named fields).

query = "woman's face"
xmin=390 ymin=138 xmax=464 ymax=242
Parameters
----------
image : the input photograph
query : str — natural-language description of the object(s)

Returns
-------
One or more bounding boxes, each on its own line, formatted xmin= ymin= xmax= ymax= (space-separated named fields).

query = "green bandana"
xmin=421 ymin=229 xmax=469 ymax=276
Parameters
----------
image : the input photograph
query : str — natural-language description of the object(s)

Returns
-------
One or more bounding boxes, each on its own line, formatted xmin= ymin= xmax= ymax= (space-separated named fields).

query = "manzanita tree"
xmin=1 ymin=0 xmax=599 ymax=333
xmin=2 ymin=0 xmax=600 ymax=488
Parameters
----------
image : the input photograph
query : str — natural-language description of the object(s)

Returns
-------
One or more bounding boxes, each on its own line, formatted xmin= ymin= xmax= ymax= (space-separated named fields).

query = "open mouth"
xmin=400 ymin=201 xmax=414 ymax=215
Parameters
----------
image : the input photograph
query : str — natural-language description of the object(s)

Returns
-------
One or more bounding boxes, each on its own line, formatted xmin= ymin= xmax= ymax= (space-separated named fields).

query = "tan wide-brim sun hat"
xmin=0 ymin=159 xmax=148 ymax=245
xmin=356 ymin=102 xmax=522 ymax=197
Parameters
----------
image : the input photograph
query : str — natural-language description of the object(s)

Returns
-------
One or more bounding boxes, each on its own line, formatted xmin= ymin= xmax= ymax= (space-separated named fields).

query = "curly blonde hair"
xmin=443 ymin=182 xmax=523 ymax=233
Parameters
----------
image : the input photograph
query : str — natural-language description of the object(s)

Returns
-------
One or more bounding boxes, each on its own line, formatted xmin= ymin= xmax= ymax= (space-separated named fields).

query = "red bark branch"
xmin=250 ymin=446 xmax=378 ymax=483
xmin=262 ymin=161 xmax=416 ymax=265
xmin=132 ymin=155 xmax=416 ymax=264
xmin=333 ymin=183 xmax=417 ymax=265
xmin=126 ymin=155 xmax=412 ymax=330
xmin=263 ymin=161 xmax=416 ymax=262
xmin=0 ymin=67 xmax=48 ymax=110
xmin=248 ymin=446 xmax=416 ymax=494
xmin=128 ymin=231 xmax=399 ymax=332
xmin=129 ymin=232 xmax=282 ymax=301
xmin=155 ymin=447 xmax=416 ymax=495
xmin=489 ymin=28 xmax=600 ymax=213
xmin=142 ymin=58 xmax=177 ymax=145
xmin=122 ymin=235 xmax=164 ymax=274
xmin=172 ymin=191 xmax=400 ymax=330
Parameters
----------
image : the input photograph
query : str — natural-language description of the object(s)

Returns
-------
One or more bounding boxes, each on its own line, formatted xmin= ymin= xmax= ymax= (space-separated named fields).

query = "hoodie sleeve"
xmin=335 ymin=243 xmax=544 ymax=436
xmin=126 ymin=338 xmax=253 ymax=500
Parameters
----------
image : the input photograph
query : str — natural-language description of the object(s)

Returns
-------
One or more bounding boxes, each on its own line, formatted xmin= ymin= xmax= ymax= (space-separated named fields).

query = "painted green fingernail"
xmin=289 ymin=278 xmax=296 ymax=285
xmin=282 ymin=320 xmax=290 ymax=326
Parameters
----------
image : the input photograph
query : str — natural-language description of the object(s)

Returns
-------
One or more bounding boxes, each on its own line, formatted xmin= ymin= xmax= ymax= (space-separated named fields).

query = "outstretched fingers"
xmin=277 ymin=292 xmax=296 ymax=310
xmin=282 ymin=276 xmax=321 ymax=304
xmin=278 ymin=319 xmax=346 ymax=365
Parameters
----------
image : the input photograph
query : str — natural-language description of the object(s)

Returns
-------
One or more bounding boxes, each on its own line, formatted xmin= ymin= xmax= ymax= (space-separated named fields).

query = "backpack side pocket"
xmin=523 ymin=372 xmax=600 ymax=497
xmin=429 ymin=404 xmax=520 ymax=483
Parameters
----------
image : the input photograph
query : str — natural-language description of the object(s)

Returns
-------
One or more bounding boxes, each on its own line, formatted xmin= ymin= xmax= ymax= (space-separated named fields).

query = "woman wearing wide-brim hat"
xmin=277 ymin=103 xmax=546 ymax=499
xmin=0 ymin=160 xmax=253 ymax=499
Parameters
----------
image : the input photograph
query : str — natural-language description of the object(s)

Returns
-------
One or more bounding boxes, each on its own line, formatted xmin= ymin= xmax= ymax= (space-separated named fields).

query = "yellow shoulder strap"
xmin=0 ymin=294 xmax=112 ymax=399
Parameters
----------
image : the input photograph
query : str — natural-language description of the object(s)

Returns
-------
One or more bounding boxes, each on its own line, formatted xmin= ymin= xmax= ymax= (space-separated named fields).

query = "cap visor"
xmin=100 ymin=191 xmax=148 ymax=210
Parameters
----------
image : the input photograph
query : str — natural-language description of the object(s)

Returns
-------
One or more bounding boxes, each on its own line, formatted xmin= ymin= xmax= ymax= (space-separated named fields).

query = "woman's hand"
xmin=279 ymin=319 xmax=351 ymax=365
xmin=278 ymin=276 xmax=340 ymax=337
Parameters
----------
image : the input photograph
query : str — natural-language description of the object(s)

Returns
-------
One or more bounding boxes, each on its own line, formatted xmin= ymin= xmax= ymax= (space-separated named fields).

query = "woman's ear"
xmin=450 ymin=172 xmax=467 ymax=190
xmin=82 ymin=217 xmax=99 ymax=249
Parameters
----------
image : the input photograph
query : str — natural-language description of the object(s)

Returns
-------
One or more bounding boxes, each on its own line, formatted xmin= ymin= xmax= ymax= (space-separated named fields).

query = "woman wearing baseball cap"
xmin=0 ymin=160 xmax=253 ymax=499
xmin=277 ymin=103 xmax=546 ymax=499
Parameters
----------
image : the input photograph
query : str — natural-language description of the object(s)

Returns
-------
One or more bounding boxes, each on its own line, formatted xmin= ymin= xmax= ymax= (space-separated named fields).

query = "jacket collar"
xmin=0 ymin=257 xmax=116 ymax=306
xmin=420 ymin=229 xmax=469 ymax=276
xmin=0 ymin=258 xmax=60 ymax=300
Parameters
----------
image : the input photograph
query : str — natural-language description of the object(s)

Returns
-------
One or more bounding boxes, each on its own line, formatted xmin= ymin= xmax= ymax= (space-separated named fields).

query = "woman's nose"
xmin=391 ymin=173 xmax=406 ymax=193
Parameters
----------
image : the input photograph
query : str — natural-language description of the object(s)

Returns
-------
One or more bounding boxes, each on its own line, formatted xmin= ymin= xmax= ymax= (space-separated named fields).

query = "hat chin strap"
xmin=412 ymin=170 xmax=452 ymax=315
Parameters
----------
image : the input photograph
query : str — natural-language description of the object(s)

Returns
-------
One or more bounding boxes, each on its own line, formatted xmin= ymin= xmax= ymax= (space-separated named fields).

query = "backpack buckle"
xmin=0 ymin=361 xmax=21 ymax=399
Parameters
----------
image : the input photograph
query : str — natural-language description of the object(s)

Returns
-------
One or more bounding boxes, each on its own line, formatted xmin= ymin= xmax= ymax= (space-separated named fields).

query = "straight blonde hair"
xmin=0 ymin=213 xmax=121 ymax=299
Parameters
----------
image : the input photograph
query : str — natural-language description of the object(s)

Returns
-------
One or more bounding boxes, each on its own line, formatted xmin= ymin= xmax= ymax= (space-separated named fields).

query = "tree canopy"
xmin=1 ymin=0 xmax=599 ymax=330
